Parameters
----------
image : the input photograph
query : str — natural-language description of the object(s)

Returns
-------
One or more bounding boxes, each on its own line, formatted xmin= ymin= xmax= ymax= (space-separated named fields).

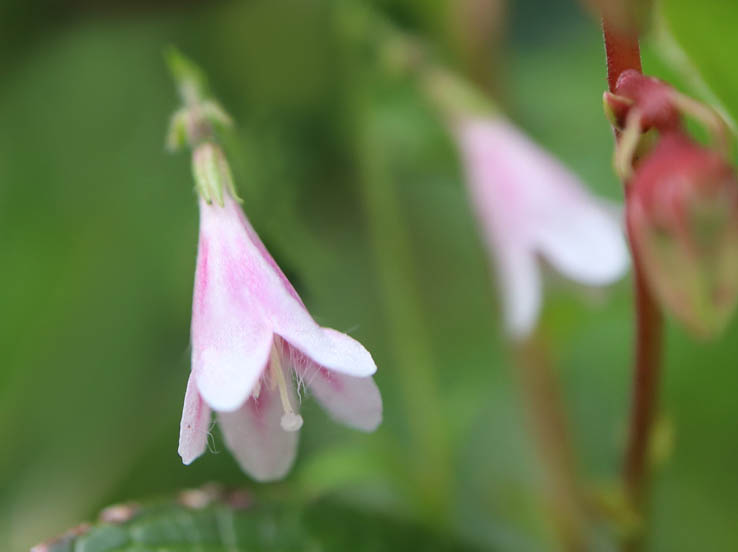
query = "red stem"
xmin=602 ymin=17 xmax=642 ymax=91
xmin=622 ymin=221 xmax=664 ymax=506
xmin=602 ymin=15 xmax=663 ymax=548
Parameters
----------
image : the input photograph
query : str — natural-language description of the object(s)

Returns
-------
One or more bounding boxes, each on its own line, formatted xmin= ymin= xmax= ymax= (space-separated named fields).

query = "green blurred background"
xmin=2 ymin=0 xmax=738 ymax=550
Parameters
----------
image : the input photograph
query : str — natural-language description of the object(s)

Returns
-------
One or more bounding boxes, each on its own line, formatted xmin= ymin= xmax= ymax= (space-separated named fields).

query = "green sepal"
xmin=165 ymin=46 xmax=209 ymax=106
xmin=165 ymin=108 xmax=189 ymax=152
xmin=191 ymin=142 xmax=241 ymax=205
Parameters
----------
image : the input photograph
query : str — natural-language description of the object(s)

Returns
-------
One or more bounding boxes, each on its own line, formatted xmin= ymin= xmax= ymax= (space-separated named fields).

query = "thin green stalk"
xmin=515 ymin=334 xmax=587 ymax=552
xmin=354 ymin=109 xmax=452 ymax=523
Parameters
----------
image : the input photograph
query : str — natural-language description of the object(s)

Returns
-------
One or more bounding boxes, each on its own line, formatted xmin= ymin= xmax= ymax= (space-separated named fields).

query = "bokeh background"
xmin=2 ymin=0 xmax=738 ymax=550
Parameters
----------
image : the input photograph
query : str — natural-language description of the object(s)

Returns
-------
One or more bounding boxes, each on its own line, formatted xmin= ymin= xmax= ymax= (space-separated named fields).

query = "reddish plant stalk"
xmin=602 ymin=17 xmax=642 ymax=92
xmin=622 ymin=224 xmax=663 ymax=507
xmin=515 ymin=335 xmax=586 ymax=552
xmin=602 ymin=14 xmax=664 ymax=543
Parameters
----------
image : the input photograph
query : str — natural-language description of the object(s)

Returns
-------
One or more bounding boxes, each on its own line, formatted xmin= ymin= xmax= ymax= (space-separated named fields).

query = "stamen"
xmin=615 ymin=108 xmax=642 ymax=182
xmin=269 ymin=345 xmax=303 ymax=432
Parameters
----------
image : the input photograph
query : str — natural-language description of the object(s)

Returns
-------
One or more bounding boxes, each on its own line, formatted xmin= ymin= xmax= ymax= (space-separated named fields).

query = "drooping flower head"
xmin=167 ymin=50 xmax=381 ymax=481
xmin=455 ymin=118 xmax=630 ymax=338
xmin=420 ymin=68 xmax=629 ymax=338
xmin=179 ymin=184 xmax=381 ymax=481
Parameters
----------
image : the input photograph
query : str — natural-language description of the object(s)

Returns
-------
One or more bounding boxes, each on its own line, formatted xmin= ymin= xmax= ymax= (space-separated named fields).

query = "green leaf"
xmin=658 ymin=0 xmax=738 ymax=129
xmin=34 ymin=488 xmax=482 ymax=552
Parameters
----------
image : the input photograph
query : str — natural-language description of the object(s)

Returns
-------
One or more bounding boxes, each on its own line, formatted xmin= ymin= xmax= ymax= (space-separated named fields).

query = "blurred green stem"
xmin=515 ymin=334 xmax=587 ymax=552
xmin=602 ymin=16 xmax=663 ymax=551
xmin=354 ymin=109 xmax=452 ymax=523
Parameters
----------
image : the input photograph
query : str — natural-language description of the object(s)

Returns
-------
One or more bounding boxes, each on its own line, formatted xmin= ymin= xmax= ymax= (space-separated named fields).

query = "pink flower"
xmin=456 ymin=118 xmax=629 ymax=338
xmin=178 ymin=192 xmax=381 ymax=481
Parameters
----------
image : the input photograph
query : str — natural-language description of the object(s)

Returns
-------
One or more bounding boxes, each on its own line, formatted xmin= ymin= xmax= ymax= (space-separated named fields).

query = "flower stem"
xmin=602 ymin=18 xmax=642 ymax=92
xmin=602 ymin=16 xmax=663 ymax=550
xmin=355 ymin=106 xmax=452 ymax=524
xmin=621 ymin=221 xmax=664 ymax=550
xmin=515 ymin=334 xmax=587 ymax=552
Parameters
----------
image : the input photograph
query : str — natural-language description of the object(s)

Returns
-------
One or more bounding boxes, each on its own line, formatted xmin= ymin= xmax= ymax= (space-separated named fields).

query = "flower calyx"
xmin=603 ymin=70 xmax=731 ymax=181
xmin=191 ymin=141 xmax=241 ymax=206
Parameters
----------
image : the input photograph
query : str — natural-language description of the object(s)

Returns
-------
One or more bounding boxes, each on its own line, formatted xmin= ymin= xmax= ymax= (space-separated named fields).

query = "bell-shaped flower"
xmin=178 ymin=189 xmax=382 ymax=481
xmin=455 ymin=118 xmax=630 ymax=338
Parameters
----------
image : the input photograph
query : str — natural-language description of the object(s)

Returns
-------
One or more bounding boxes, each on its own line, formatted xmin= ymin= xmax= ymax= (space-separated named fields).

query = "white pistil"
xmin=269 ymin=346 xmax=303 ymax=432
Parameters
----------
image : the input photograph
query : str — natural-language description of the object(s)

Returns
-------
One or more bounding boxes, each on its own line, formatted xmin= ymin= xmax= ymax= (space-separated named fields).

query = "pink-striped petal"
xmin=191 ymin=198 xmax=275 ymax=411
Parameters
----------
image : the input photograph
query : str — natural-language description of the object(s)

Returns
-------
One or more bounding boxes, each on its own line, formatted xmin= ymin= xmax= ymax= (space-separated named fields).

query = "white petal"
xmin=178 ymin=374 xmax=211 ymax=465
xmin=535 ymin=198 xmax=629 ymax=285
xmin=496 ymin=245 xmax=542 ymax=339
xmin=217 ymin=377 xmax=299 ymax=482
xmin=299 ymin=365 xmax=382 ymax=432
xmin=274 ymin=323 xmax=378 ymax=378
xmin=193 ymin=336 xmax=272 ymax=412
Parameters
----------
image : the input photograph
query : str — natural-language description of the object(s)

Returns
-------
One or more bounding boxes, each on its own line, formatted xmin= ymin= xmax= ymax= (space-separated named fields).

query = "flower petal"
xmin=178 ymin=374 xmax=211 ymax=465
xmin=217 ymin=380 xmax=299 ymax=482
xmin=298 ymin=363 xmax=382 ymax=432
xmin=496 ymin=245 xmax=542 ymax=339
xmin=191 ymin=199 xmax=275 ymax=412
xmin=535 ymin=198 xmax=630 ymax=285
xmin=456 ymin=118 xmax=628 ymax=338
xmin=275 ymin=322 xmax=378 ymax=378
xmin=213 ymin=195 xmax=377 ymax=379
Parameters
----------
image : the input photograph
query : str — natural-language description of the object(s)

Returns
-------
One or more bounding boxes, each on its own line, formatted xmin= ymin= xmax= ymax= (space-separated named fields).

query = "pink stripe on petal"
xmin=228 ymin=195 xmax=305 ymax=306
xmin=191 ymin=198 xmax=274 ymax=411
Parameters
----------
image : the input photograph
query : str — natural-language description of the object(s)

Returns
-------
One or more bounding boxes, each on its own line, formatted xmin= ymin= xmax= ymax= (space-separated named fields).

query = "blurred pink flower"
xmin=456 ymin=118 xmax=629 ymax=338
xmin=178 ymin=192 xmax=381 ymax=481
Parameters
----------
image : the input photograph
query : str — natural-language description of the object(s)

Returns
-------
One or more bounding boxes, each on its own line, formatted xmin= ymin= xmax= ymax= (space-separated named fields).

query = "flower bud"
xmin=628 ymin=132 xmax=738 ymax=338
xmin=604 ymin=70 xmax=681 ymax=132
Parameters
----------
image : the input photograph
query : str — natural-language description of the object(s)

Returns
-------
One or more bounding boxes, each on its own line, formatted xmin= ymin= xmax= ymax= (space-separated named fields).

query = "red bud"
xmin=605 ymin=70 xmax=681 ymax=132
xmin=628 ymin=132 xmax=738 ymax=338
